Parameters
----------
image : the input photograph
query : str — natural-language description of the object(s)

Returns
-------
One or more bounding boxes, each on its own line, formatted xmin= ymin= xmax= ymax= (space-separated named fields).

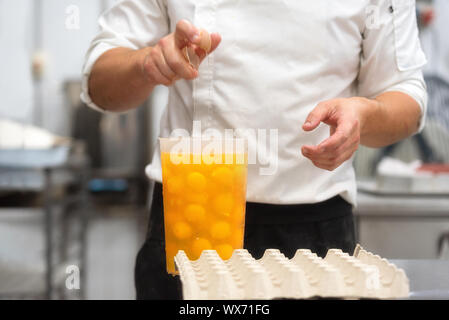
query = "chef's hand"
xmin=301 ymin=97 xmax=365 ymax=171
xmin=142 ymin=20 xmax=221 ymax=86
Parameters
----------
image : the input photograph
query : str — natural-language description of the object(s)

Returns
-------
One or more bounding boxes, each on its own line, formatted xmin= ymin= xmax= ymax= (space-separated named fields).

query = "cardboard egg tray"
xmin=174 ymin=244 xmax=409 ymax=300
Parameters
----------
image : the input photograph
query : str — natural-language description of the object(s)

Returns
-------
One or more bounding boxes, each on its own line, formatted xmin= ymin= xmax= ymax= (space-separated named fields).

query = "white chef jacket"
xmin=81 ymin=0 xmax=428 ymax=206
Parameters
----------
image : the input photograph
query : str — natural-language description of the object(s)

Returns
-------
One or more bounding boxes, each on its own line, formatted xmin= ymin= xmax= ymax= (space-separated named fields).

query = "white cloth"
xmin=81 ymin=0 xmax=428 ymax=206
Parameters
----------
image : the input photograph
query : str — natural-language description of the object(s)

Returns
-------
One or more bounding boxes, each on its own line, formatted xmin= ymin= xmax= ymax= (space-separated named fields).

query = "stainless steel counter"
xmin=353 ymin=187 xmax=449 ymax=259
xmin=355 ymin=190 xmax=449 ymax=218
xmin=392 ymin=259 xmax=449 ymax=300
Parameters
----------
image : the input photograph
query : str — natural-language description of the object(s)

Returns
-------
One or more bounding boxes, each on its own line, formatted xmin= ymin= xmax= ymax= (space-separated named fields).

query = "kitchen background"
xmin=0 ymin=0 xmax=448 ymax=299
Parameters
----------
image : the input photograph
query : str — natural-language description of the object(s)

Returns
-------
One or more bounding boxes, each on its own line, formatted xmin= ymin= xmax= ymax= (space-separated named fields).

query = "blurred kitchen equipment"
xmin=357 ymin=157 xmax=449 ymax=195
xmin=64 ymin=80 xmax=150 ymax=204
xmin=354 ymin=192 xmax=449 ymax=260
xmin=355 ymin=74 xmax=449 ymax=179
xmin=354 ymin=74 xmax=449 ymax=260
xmin=437 ymin=232 xmax=449 ymax=259
xmin=425 ymin=75 xmax=449 ymax=141
xmin=0 ymin=122 xmax=90 ymax=299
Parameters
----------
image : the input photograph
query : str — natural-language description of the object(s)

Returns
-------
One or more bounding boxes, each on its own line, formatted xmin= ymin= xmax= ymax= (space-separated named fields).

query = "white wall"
xmin=0 ymin=0 xmax=109 ymax=136
xmin=39 ymin=0 xmax=103 ymax=136
xmin=0 ymin=0 xmax=34 ymax=123
xmin=0 ymin=0 xmax=168 ymax=151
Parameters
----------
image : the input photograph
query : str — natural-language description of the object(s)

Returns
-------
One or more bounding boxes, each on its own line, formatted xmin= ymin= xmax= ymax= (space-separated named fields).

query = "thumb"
xmin=194 ymin=29 xmax=221 ymax=54
xmin=174 ymin=19 xmax=200 ymax=49
xmin=195 ymin=33 xmax=222 ymax=62
xmin=302 ymin=102 xmax=330 ymax=132
xmin=208 ymin=33 xmax=222 ymax=54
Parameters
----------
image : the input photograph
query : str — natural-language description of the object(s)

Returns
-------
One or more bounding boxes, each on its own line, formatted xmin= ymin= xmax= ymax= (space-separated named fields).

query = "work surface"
xmin=355 ymin=190 xmax=449 ymax=217
xmin=392 ymin=259 xmax=449 ymax=299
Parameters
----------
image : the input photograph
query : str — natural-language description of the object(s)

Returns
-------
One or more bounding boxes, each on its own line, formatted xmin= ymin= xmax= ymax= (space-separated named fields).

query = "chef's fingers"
xmin=142 ymin=48 xmax=174 ymax=86
xmin=159 ymin=35 xmax=198 ymax=80
xmin=174 ymin=19 xmax=200 ymax=49
xmin=302 ymin=128 xmax=358 ymax=160
xmin=310 ymin=159 xmax=336 ymax=171
xmin=195 ymin=33 xmax=222 ymax=62
xmin=157 ymin=21 xmax=220 ymax=81
xmin=302 ymin=137 xmax=356 ymax=161
xmin=316 ymin=119 xmax=358 ymax=153
xmin=301 ymin=144 xmax=320 ymax=157
xmin=303 ymin=117 xmax=357 ymax=158
xmin=151 ymin=46 xmax=177 ymax=82
xmin=302 ymin=137 xmax=359 ymax=170
xmin=209 ymin=33 xmax=222 ymax=53
xmin=307 ymin=147 xmax=356 ymax=171
xmin=311 ymin=159 xmax=341 ymax=171
xmin=302 ymin=101 xmax=333 ymax=132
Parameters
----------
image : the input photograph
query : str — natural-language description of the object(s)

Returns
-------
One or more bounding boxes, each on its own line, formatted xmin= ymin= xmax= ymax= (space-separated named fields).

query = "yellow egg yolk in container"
xmin=160 ymin=138 xmax=248 ymax=274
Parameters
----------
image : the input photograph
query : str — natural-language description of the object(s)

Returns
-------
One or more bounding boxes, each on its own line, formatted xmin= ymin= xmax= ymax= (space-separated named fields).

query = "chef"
xmin=81 ymin=0 xmax=427 ymax=299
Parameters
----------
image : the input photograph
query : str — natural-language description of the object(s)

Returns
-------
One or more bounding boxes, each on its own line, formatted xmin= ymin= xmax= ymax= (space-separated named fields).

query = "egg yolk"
xmin=186 ymin=172 xmax=206 ymax=192
xmin=212 ymin=167 xmax=234 ymax=186
xmin=191 ymin=238 xmax=213 ymax=260
xmin=164 ymin=210 xmax=177 ymax=226
xmin=213 ymin=193 xmax=234 ymax=216
xmin=165 ymin=242 xmax=178 ymax=257
xmin=183 ymin=191 xmax=208 ymax=205
xmin=210 ymin=221 xmax=231 ymax=240
xmin=172 ymin=221 xmax=192 ymax=240
xmin=167 ymin=176 xmax=183 ymax=194
xmin=215 ymin=243 xmax=234 ymax=260
xmin=231 ymin=204 xmax=245 ymax=226
xmin=230 ymin=229 xmax=244 ymax=248
xmin=184 ymin=204 xmax=206 ymax=225
xmin=161 ymin=151 xmax=247 ymax=274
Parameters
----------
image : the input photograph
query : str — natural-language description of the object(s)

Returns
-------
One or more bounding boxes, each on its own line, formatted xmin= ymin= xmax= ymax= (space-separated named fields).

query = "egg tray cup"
xmin=174 ymin=244 xmax=409 ymax=300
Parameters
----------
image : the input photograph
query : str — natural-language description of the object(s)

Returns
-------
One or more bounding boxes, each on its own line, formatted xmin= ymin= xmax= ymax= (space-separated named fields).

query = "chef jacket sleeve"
xmin=81 ymin=0 xmax=169 ymax=112
xmin=357 ymin=0 xmax=428 ymax=133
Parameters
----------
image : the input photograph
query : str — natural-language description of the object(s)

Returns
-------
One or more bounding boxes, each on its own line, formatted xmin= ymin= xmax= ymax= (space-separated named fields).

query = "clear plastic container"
xmin=160 ymin=137 xmax=248 ymax=274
